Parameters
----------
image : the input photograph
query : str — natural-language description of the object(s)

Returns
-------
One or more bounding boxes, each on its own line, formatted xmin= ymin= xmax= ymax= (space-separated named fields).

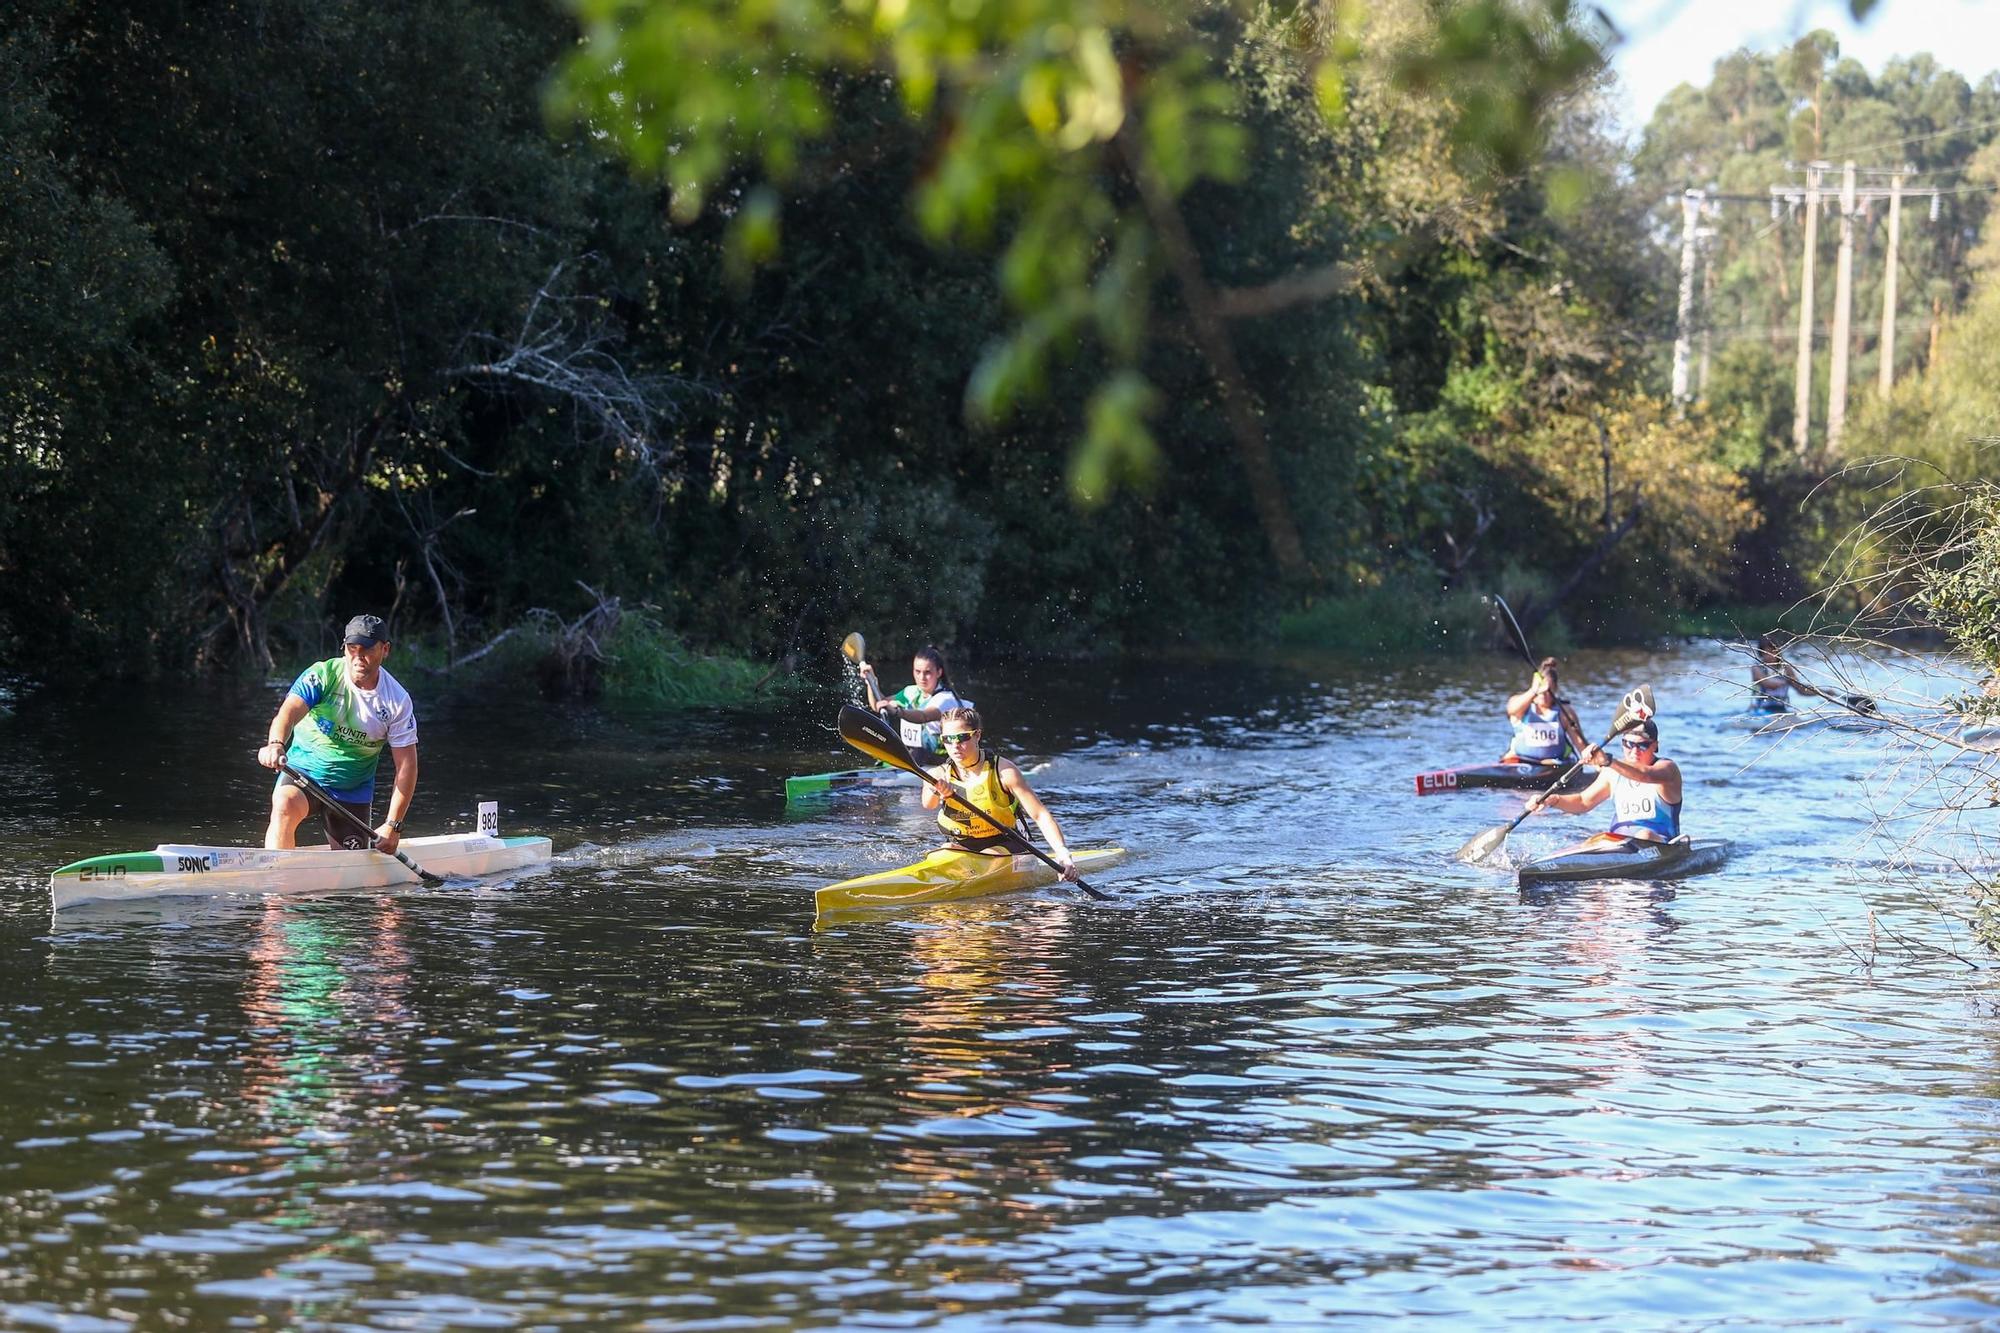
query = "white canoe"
xmin=51 ymin=830 xmax=552 ymax=910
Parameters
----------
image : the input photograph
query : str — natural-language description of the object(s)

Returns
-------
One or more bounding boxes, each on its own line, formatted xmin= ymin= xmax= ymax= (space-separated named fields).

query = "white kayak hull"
xmin=1723 ymin=709 xmax=1874 ymax=735
xmin=50 ymin=833 xmax=553 ymax=910
xmin=1516 ymin=836 xmax=1731 ymax=886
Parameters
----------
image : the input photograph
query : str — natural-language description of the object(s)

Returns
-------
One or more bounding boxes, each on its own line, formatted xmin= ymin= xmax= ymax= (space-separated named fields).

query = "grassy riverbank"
xmin=399 ymin=611 xmax=799 ymax=711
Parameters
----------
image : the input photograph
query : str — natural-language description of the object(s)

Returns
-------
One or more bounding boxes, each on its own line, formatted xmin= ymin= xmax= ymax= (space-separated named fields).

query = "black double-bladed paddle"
xmin=1455 ymin=684 xmax=1656 ymax=866
xmin=836 ymin=704 xmax=1109 ymax=901
xmin=277 ymin=759 xmax=444 ymax=887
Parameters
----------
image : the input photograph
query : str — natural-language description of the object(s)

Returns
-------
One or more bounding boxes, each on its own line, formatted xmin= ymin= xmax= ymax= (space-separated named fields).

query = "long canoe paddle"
xmin=1455 ymin=684 xmax=1655 ymax=866
xmin=276 ymin=759 xmax=444 ymax=887
xmin=836 ymin=704 xmax=1110 ymax=901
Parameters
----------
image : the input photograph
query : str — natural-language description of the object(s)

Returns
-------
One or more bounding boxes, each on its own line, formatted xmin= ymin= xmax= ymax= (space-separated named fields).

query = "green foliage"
xmin=601 ymin=612 xmax=795 ymax=709
xmin=547 ymin=0 xmax=1613 ymax=534
xmin=10 ymin=0 xmax=1995 ymax=690
xmin=1913 ymin=490 xmax=2000 ymax=674
xmin=1279 ymin=571 xmax=1493 ymax=655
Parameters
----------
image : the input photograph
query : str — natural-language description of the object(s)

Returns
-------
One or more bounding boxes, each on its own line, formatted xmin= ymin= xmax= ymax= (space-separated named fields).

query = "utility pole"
xmin=1698 ymin=240 xmax=1715 ymax=401
xmin=1879 ymin=168 xmax=1905 ymax=396
xmin=1792 ymin=163 xmax=1823 ymax=455
xmin=1828 ymin=161 xmax=1858 ymax=449
xmin=1672 ymin=189 xmax=1703 ymax=408
xmin=1769 ymin=163 xmax=1943 ymax=458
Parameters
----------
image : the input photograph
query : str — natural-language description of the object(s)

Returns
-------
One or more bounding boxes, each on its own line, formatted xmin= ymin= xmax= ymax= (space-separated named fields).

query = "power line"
xmin=1827 ymin=115 xmax=2000 ymax=159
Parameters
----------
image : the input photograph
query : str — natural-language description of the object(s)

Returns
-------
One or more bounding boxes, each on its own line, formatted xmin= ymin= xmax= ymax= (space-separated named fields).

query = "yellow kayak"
xmin=816 ymin=847 xmax=1126 ymax=914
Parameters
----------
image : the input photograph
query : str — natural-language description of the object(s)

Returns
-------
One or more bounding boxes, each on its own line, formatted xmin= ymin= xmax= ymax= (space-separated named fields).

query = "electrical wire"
xmin=1827 ymin=115 xmax=2000 ymax=159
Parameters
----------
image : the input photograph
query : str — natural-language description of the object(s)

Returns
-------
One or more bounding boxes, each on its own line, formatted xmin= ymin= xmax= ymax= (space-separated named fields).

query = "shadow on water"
xmin=2 ymin=643 xmax=2000 ymax=1325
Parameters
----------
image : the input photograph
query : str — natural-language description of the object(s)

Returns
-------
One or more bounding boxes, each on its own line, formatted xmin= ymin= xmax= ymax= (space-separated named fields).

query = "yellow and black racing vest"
xmin=936 ymin=757 xmax=1020 ymax=843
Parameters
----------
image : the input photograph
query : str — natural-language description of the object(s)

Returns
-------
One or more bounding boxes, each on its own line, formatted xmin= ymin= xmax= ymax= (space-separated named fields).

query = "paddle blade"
xmin=1455 ymin=823 xmax=1513 ymax=865
xmin=841 ymin=631 xmax=866 ymax=664
xmin=837 ymin=704 xmax=922 ymax=775
xmin=1619 ymin=684 xmax=1656 ymax=723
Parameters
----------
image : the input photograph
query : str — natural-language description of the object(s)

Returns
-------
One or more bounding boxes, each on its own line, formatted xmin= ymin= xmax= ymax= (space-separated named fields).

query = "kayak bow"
xmin=816 ymin=847 xmax=1125 ymax=915
xmin=1416 ymin=761 xmax=1598 ymax=795
xmin=783 ymin=766 xmax=918 ymax=801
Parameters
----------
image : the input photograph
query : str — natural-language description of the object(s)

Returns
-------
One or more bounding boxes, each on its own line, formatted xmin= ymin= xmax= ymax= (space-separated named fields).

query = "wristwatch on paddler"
xmin=387 ymin=819 xmax=405 ymax=831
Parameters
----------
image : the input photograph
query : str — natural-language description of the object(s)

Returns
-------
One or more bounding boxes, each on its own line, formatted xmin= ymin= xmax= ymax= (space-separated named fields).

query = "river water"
xmin=1 ymin=640 xmax=1997 ymax=1329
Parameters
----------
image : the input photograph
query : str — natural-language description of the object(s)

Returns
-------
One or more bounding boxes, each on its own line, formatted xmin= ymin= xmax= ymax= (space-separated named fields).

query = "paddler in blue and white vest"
xmin=1525 ymin=717 xmax=1683 ymax=844
xmin=858 ymin=644 xmax=967 ymax=761
xmin=921 ymin=707 xmax=1081 ymax=881
xmin=1503 ymin=657 xmax=1587 ymax=765
xmin=1750 ymin=636 xmax=1794 ymax=714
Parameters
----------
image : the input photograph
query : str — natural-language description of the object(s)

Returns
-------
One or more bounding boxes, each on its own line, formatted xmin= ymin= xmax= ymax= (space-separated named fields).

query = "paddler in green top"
xmin=921 ymin=707 xmax=1081 ymax=880
xmin=858 ymin=644 xmax=967 ymax=761
xmin=257 ymin=614 xmax=420 ymax=853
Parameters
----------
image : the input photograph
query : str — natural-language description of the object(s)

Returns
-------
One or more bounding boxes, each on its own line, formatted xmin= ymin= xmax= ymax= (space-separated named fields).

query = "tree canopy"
xmin=1 ymin=0 xmax=1992 ymax=683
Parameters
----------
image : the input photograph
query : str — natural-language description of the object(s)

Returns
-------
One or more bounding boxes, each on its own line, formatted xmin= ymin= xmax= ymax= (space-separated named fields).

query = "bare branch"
xmin=451 ymin=260 xmax=718 ymax=478
xmin=1214 ymin=261 xmax=1365 ymax=319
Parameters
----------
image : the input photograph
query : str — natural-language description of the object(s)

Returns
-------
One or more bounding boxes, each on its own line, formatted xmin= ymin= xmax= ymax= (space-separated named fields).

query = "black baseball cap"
xmin=343 ymin=614 xmax=389 ymax=647
xmin=1625 ymin=717 xmax=1660 ymax=745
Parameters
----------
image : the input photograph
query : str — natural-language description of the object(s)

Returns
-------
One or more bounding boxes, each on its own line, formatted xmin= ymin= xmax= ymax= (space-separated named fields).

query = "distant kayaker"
xmin=1750 ymin=636 xmax=1796 ymax=713
xmin=859 ymin=644 xmax=967 ymax=760
xmin=257 ymin=614 xmax=419 ymax=853
xmin=1504 ymin=658 xmax=1587 ymax=764
xmin=1525 ymin=718 xmax=1682 ymax=844
xmin=922 ymin=707 xmax=1080 ymax=880
xmin=1749 ymin=635 xmax=1875 ymax=715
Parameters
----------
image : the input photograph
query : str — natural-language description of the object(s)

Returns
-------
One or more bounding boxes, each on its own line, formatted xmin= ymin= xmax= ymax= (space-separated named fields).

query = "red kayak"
xmin=1414 ymin=759 xmax=1598 ymax=795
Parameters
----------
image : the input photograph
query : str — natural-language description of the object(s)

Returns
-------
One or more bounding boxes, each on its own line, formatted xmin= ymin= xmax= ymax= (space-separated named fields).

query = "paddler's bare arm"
xmin=375 ymin=744 xmax=419 ymax=854
xmin=856 ymin=660 xmax=886 ymax=709
xmin=1529 ymin=772 xmax=1611 ymax=816
xmin=258 ymin=695 xmax=312 ymax=769
xmin=1000 ymin=760 xmax=1078 ymax=879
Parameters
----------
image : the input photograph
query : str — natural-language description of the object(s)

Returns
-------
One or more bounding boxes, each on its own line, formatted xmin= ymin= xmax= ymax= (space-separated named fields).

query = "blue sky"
xmin=1601 ymin=0 xmax=2000 ymax=134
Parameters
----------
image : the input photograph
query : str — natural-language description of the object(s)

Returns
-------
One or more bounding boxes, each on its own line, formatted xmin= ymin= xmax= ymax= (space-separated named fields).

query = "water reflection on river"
xmin=1 ymin=641 xmax=1997 ymax=1327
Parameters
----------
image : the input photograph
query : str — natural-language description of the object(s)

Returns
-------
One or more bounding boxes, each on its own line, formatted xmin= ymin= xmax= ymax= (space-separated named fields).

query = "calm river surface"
xmin=2 ymin=641 xmax=1997 ymax=1329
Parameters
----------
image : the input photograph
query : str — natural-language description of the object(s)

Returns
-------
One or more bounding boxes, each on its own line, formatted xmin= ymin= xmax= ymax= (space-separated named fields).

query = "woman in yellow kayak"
xmin=920 ymin=708 xmax=1081 ymax=881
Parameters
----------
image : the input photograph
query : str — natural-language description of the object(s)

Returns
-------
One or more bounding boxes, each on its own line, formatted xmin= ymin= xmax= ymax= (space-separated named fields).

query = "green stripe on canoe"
xmin=785 ymin=771 xmax=841 ymax=799
xmin=784 ymin=767 xmax=899 ymax=800
xmin=51 ymin=852 xmax=167 ymax=878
